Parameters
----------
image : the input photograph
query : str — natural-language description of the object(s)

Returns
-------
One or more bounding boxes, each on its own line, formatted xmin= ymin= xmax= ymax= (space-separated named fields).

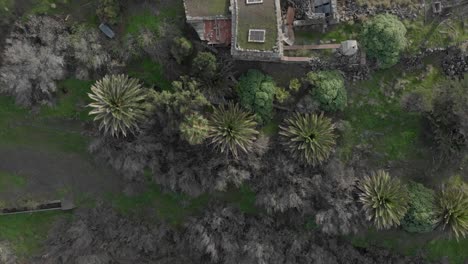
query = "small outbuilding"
xmin=340 ymin=40 xmax=358 ymax=56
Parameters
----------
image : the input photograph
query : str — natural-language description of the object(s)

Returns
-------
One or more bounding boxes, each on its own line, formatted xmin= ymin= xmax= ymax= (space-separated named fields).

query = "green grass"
xmin=110 ymin=183 xmax=258 ymax=226
xmin=0 ymin=171 xmax=27 ymax=192
xmin=109 ymin=183 xmax=210 ymax=226
xmin=40 ymin=79 xmax=93 ymax=121
xmin=261 ymin=119 xmax=279 ymax=136
xmin=405 ymin=17 xmax=468 ymax=54
xmin=0 ymin=0 xmax=13 ymax=15
xmin=184 ymin=0 xmax=229 ymax=17
xmin=341 ymin=64 xmax=443 ymax=162
xmin=295 ymin=22 xmax=361 ymax=45
xmin=349 ymin=229 xmax=468 ymax=264
xmin=236 ymin=0 xmax=278 ymax=51
xmin=128 ymin=58 xmax=171 ymax=90
xmin=0 ymin=211 xmax=70 ymax=258
xmin=124 ymin=3 xmax=183 ymax=36
xmin=0 ymin=78 xmax=94 ymax=154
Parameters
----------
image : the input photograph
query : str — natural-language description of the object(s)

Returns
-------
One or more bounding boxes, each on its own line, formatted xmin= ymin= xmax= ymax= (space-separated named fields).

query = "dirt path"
xmin=0 ymin=145 xmax=123 ymax=205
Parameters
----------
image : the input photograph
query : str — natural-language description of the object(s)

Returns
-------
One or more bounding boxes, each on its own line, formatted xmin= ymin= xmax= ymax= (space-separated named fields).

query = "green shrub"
xmin=401 ymin=181 xmax=436 ymax=233
xmin=275 ymin=87 xmax=291 ymax=104
xmin=180 ymin=112 xmax=210 ymax=145
xmin=237 ymin=70 xmax=276 ymax=123
xmin=97 ymin=0 xmax=121 ymax=24
xmin=306 ymin=71 xmax=347 ymax=112
xmin=171 ymin=37 xmax=193 ymax=64
xmin=361 ymin=14 xmax=407 ymax=68
xmin=289 ymin=78 xmax=302 ymax=93
xmin=192 ymin=52 xmax=217 ymax=80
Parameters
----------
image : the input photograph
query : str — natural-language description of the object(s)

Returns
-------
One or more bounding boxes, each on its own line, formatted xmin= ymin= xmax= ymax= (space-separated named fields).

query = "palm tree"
xmin=180 ymin=112 xmax=210 ymax=145
xmin=358 ymin=170 xmax=409 ymax=230
xmin=88 ymin=74 xmax=150 ymax=137
xmin=279 ymin=113 xmax=336 ymax=166
xmin=434 ymin=184 xmax=468 ymax=240
xmin=208 ymin=102 xmax=258 ymax=158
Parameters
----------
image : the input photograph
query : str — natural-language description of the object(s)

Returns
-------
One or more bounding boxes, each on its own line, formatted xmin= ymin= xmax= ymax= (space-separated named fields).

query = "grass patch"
xmin=0 ymin=171 xmax=27 ymax=192
xmin=109 ymin=183 xmax=210 ymax=226
xmin=0 ymin=78 xmax=93 ymax=154
xmin=405 ymin=17 xmax=468 ymax=54
xmin=236 ymin=0 xmax=278 ymax=51
xmin=40 ymin=79 xmax=93 ymax=121
xmin=349 ymin=229 xmax=468 ymax=264
xmin=124 ymin=3 xmax=183 ymax=36
xmin=261 ymin=119 xmax=279 ymax=136
xmin=342 ymin=64 xmax=443 ymax=162
xmin=0 ymin=211 xmax=70 ymax=258
xmin=128 ymin=58 xmax=171 ymax=90
xmin=295 ymin=22 xmax=361 ymax=45
xmin=110 ymin=183 xmax=258 ymax=226
xmin=184 ymin=0 xmax=229 ymax=17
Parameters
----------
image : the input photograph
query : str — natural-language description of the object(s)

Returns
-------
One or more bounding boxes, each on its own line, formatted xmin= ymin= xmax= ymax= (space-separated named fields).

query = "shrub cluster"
xmin=305 ymin=71 xmax=347 ymax=112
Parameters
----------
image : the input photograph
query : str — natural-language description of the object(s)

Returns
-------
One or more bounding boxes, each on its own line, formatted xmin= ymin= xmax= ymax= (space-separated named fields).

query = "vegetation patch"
xmin=0 ymin=211 xmax=70 ymax=258
xmin=128 ymin=58 xmax=171 ymax=90
xmin=350 ymin=229 xmax=468 ymax=264
xmin=0 ymin=171 xmax=27 ymax=192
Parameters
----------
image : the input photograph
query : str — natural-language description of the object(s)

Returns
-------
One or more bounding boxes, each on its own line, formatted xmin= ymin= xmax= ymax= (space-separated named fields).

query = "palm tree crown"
xmin=88 ymin=74 xmax=150 ymax=137
xmin=208 ymin=102 xmax=258 ymax=158
xmin=279 ymin=112 xmax=336 ymax=166
xmin=434 ymin=185 xmax=468 ymax=240
xmin=358 ymin=170 xmax=409 ymax=230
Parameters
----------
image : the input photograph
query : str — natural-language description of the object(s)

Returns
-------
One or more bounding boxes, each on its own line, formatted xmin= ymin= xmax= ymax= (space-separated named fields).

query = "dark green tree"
xmin=171 ymin=37 xmax=193 ymax=64
xmin=279 ymin=113 xmax=336 ymax=166
xmin=237 ymin=70 xmax=276 ymax=123
xmin=361 ymin=14 xmax=407 ymax=68
xmin=192 ymin=52 xmax=217 ymax=80
xmin=358 ymin=170 xmax=409 ymax=230
xmin=305 ymin=71 xmax=347 ymax=112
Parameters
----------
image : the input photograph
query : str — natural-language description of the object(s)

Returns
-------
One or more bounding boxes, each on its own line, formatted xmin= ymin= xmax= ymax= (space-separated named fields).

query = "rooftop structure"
xmin=231 ymin=0 xmax=283 ymax=61
xmin=183 ymin=0 xmax=346 ymax=62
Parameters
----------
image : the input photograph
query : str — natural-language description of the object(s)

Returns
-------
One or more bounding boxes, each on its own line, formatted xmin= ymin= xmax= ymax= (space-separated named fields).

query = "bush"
xmin=401 ymin=181 xmax=436 ymax=233
xmin=274 ymin=87 xmax=291 ymax=104
xmin=305 ymin=71 xmax=347 ymax=112
xmin=97 ymin=0 xmax=121 ymax=24
xmin=171 ymin=37 xmax=193 ymax=64
xmin=180 ymin=112 xmax=210 ymax=145
xmin=361 ymin=14 xmax=407 ymax=68
xmin=192 ymin=52 xmax=217 ymax=80
xmin=237 ymin=70 xmax=276 ymax=123
xmin=289 ymin=78 xmax=302 ymax=93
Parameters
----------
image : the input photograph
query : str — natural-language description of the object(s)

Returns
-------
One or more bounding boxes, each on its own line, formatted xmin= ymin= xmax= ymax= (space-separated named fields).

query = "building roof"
xmin=184 ymin=0 xmax=230 ymax=19
xmin=234 ymin=0 xmax=280 ymax=51
xmin=204 ymin=19 xmax=232 ymax=45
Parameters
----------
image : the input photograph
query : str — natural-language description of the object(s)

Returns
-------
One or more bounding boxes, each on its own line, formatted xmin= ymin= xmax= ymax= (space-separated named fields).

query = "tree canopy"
xmin=361 ymin=14 xmax=407 ymax=68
